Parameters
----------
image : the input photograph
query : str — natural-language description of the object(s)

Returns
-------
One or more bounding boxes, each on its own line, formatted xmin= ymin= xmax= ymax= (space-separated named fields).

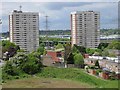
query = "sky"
xmin=0 ymin=1 xmax=119 ymax=33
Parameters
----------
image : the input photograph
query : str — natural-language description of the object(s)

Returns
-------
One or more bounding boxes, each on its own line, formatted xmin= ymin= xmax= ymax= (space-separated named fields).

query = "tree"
xmin=98 ymin=43 xmax=109 ymax=50
xmin=107 ymin=41 xmax=120 ymax=50
xmin=72 ymin=45 xmax=86 ymax=54
xmin=67 ymin=53 xmax=74 ymax=64
xmin=3 ymin=52 xmax=43 ymax=76
xmin=39 ymin=43 xmax=45 ymax=47
xmin=37 ymin=47 xmax=44 ymax=54
xmin=21 ymin=53 xmax=42 ymax=75
xmin=95 ymin=60 xmax=100 ymax=68
xmin=64 ymin=43 xmax=71 ymax=68
xmin=108 ymin=52 xmax=116 ymax=57
xmin=102 ymin=49 xmax=109 ymax=57
xmin=2 ymin=40 xmax=20 ymax=58
xmin=74 ymin=53 xmax=84 ymax=68
xmin=72 ymin=45 xmax=79 ymax=54
xmin=55 ymin=43 xmax=64 ymax=49
xmin=76 ymin=45 xmax=86 ymax=54
xmin=3 ymin=61 xmax=19 ymax=76
xmin=86 ymin=48 xmax=96 ymax=55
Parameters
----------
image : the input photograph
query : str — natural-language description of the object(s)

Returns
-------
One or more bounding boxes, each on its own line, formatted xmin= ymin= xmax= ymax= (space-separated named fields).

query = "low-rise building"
xmin=84 ymin=58 xmax=120 ymax=74
xmin=47 ymin=49 xmax=64 ymax=63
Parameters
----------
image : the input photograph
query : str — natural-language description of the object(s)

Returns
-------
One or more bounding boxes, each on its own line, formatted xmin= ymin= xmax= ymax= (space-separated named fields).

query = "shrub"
xmin=21 ymin=53 xmax=42 ymax=75
xmin=22 ymin=63 xmax=40 ymax=75
xmin=14 ymin=76 xmax=20 ymax=79
xmin=3 ymin=61 xmax=19 ymax=76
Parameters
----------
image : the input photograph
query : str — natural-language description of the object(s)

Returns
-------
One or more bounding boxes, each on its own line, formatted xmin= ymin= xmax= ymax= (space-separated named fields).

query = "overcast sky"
xmin=0 ymin=1 xmax=118 ymax=33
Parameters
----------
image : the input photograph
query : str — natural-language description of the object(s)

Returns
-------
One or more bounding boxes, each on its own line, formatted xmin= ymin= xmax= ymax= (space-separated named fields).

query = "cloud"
xmin=1 ymin=2 xmax=118 ymax=33
xmin=42 ymin=2 xmax=91 ymax=10
xmin=1 ymin=0 xmax=120 ymax=2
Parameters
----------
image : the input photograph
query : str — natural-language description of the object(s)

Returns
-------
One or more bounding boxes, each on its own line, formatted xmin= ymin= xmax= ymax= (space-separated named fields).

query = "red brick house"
xmin=47 ymin=50 xmax=64 ymax=63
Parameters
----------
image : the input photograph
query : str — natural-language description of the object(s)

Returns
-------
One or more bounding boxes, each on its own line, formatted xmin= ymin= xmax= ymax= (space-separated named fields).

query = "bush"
xmin=3 ymin=61 xmax=19 ymax=76
xmin=21 ymin=53 xmax=42 ymax=75
xmin=22 ymin=63 xmax=40 ymax=75
xmin=14 ymin=76 xmax=20 ymax=79
xmin=2 ymin=51 xmax=43 ymax=80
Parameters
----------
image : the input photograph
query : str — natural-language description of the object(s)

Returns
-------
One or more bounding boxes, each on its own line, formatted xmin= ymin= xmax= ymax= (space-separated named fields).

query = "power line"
xmin=19 ymin=5 xmax=22 ymax=11
xmin=45 ymin=15 xmax=49 ymax=31
xmin=45 ymin=15 xmax=49 ymax=48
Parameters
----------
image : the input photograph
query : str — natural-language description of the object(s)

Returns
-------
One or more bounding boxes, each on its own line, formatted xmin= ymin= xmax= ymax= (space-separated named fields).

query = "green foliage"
xmin=3 ymin=61 xmax=19 ymax=76
xmin=72 ymin=45 xmax=79 ymax=54
xmin=21 ymin=53 xmax=42 ymax=75
xmin=74 ymin=53 xmax=84 ymax=67
xmin=72 ymin=45 xmax=86 ymax=54
xmin=102 ymin=49 xmax=109 ymax=56
xmin=37 ymin=43 xmax=45 ymax=55
xmin=64 ymin=43 xmax=71 ymax=63
xmin=89 ymin=66 xmax=96 ymax=69
xmin=86 ymin=48 xmax=96 ymax=55
xmin=37 ymin=47 xmax=45 ymax=54
xmin=39 ymin=37 xmax=70 ymax=43
xmin=55 ymin=43 xmax=64 ymax=49
xmin=108 ymin=53 xmax=116 ymax=57
xmin=37 ymin=67 xmax=118 ymax=88
xmin=39 ymin=30 xmax=71 ymax=35
xmin=107 ymin=41 xmax=120 ymax=50
xmin=76 ymin=45 xmax=86 ymax=54
xmin=95 ymin=60 xmax=100 ymax=68
xmin=3 ymin=52 xmax=43 ymax=80
xmin=98 ymin=43 xmax=109 ymax=50
xmin=22 ymin=62 xmax=41 ymax=75
xmin=39 ymin=43 xmax=45 ymax=47
xmin=67 ymin=53 xmax=74 ymax=64
xmin=100 ymin=29 xmax=120 ymax=35
xmin=2 ymin=40 xmax=20 ymax=58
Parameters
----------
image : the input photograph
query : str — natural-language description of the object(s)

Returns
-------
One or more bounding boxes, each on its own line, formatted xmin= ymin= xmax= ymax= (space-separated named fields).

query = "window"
xmin=57 ymin=53 xmax=62 ymax=57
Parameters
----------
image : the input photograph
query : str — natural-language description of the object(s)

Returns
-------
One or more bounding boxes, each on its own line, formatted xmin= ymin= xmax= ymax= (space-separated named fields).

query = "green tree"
xmin=67 ymin=53 xmax=74 ymax=64
xmin=39 ymin=43 xmax=45 ymax=47
xmin=108 ymin=52 xmax=116 ymax=57
xmin=98 ymin=43 xmax=109 ymax=50
xmin=107 ymin=41 xmax=120 ymax=50
xmin=102 ymin=49 xmax=109 ymax=57
xmin=74 ymin=53 xmax=84 ymax=68
xmin=2 ymin=40 xmax=20 ymax=58
xmin=86 ymin=48 xmax=96 ymax=55
xmin=64 ymin=43 xmax=71 ymax=68
xmin=21 ymin=53 xmax=42 ymax=75
xmin=37 ymin=47 xmax=44 ymax=54
xmin=55 ymin=43 xmax=64 ymax=49
xmin=95 ymin=60 xmax=100 ymax=68
xmin=3 ymin=52 xmax=43 ymax=76
xmin=3 ymin=61 xmax=19 ymax=76
xmin=72 ymin=45 xmax=79 ymax=54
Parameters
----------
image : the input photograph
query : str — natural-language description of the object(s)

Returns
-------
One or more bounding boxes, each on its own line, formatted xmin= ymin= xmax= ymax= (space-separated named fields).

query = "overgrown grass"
xmin=36 ymin=67 xmax=119 ymax=88
xmin=2 ymin=69 xmax=31 ymax=83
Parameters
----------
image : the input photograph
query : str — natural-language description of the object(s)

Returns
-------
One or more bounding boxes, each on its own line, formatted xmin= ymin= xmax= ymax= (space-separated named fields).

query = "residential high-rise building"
xmin=71 ymin=11 xmax=100 ymax=48
xmin=9 ymin=10 xmax=39 ymax=52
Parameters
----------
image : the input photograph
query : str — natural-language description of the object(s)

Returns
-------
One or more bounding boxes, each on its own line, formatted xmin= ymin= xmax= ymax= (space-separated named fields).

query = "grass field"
xmin=2 ymin=67 xmax=119 ymax=88
xmin=36 ymin=67 xmax=119 ymax=88
xmin=2 ymin=77 xmax=92 ymax=88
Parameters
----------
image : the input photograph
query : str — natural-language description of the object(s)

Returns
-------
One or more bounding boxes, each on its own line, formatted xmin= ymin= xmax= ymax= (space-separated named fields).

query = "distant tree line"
xmin=1 ymin=29 xmax=119 ymax=38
